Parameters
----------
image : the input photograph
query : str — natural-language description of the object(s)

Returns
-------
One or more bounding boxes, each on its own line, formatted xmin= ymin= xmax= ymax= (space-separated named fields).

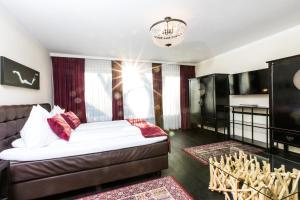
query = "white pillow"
xmin=56 ymin=105 xmax=65 ymax=113
xmin=50 ymin=105 xmax=65 ymax=116
xmin=11 ymin=138 xmax=26 ymax=148
xmin=20 ymin=105 xmax=59 ymax=148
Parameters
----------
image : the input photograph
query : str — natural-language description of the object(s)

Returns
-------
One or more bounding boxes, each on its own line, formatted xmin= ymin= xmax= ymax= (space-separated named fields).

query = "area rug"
xmin=77 ymin=176 xmax=194 ymax=200
xmin=183 ymin=140 xmax=265 ymax=165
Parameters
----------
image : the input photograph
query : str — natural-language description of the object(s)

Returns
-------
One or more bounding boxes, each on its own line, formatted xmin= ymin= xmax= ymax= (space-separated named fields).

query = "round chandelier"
xmin=150 ymin=17 xmax=187 ymax=47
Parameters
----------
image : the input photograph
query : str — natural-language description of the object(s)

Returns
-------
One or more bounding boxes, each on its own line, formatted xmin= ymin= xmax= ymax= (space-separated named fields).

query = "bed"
xmin=0 ymin=104 xmax=169 ymax=200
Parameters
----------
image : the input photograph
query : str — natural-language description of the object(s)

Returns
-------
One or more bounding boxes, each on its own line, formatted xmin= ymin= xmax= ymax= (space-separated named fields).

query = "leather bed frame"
xmin=0 ymin=104 xmax=169 ymax=200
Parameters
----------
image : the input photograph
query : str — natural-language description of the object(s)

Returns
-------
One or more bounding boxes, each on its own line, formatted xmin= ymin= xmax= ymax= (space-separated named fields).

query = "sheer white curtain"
xmin=85 ymin=59 xmax=112 ymax=122
xmin=122 ymin=61 xmax=155 ymax=123
xmin=162 ymin=64 xmax=181 ymax=130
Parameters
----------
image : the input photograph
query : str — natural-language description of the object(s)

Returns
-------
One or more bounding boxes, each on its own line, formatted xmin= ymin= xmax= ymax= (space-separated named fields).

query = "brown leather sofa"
xmin=0 ymin=104 xmax=169 ymax=200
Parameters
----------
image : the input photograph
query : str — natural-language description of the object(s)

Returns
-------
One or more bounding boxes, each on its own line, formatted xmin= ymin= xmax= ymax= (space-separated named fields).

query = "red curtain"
xmin=152 ymin=63 xmax=163 ymax=127
xmin=180 ymin=65 xmax=195 ymax=129
xmin=51 ymin=57 xmax=87 ymax=123
xmin=112 ymin=61 xmax=124 ymax=120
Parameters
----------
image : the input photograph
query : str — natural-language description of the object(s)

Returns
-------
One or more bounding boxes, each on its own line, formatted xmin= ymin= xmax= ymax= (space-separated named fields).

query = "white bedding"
xmin=75 ymin=120 xmax=131 ymax=131
xmin=0 ymin=120 xmax=167 ymax=162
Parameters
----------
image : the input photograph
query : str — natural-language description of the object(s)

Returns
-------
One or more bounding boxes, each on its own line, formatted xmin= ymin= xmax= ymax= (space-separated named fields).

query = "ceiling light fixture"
xmin=150 ymin=17 xmax=187 ymax=48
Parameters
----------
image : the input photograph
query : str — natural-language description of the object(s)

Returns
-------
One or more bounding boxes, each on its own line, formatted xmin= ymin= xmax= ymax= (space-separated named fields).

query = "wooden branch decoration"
xmin=208 ymin=151 xmax=300 ymax=200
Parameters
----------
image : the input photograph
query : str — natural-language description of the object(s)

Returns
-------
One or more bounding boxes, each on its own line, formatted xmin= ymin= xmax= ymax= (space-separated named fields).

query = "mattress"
xmin=10 ymin=141 xmax=169 ymax=183
xmin=0 ymin=120 xmax=167 ymax=161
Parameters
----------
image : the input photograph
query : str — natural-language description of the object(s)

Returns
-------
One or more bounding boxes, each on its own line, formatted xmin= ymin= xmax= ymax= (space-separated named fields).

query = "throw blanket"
xmin=127 ymin=119 xmax=170 ymax=152
xmin=127 ymin=119 xmax=167 ymax=138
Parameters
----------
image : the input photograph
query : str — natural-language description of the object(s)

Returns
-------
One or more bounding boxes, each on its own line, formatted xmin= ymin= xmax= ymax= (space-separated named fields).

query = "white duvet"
xmin=0 ymin=120 xmax=167 ymax=162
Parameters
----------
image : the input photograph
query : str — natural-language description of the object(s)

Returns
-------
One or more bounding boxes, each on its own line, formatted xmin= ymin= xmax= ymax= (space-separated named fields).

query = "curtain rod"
xmin=49 ymin=52 xmax=196 ymax=66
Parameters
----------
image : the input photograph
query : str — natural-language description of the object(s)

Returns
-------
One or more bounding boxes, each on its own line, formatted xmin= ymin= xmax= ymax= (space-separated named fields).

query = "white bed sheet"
xmin=76 ymin=120 xmax=131 ymax=131
xmin=0 ymin=120 xmax=167 ymax=161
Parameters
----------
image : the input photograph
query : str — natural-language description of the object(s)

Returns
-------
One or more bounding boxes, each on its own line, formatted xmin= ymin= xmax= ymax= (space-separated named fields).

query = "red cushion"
xmin=61 ymin=111 xmax=81 ymax=129
xmin=47 ymin=114 xmax=72 ymax=141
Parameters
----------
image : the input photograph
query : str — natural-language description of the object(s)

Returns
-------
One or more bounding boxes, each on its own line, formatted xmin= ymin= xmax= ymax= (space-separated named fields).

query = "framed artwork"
xmin=0 ymin=56 xmax=40 ymax=89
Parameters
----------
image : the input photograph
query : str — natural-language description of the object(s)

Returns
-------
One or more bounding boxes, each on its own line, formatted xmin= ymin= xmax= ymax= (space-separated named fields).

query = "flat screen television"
xmin=229 ymin=69 xmax=269 ymax=95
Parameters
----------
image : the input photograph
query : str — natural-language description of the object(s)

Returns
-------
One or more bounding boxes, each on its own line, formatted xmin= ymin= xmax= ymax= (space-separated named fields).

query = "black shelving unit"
xmin=189 ymin=74 xmax=230 ymax=140
xmin=199 ymin=74 xmax=230 ymax=136
xmin=225 ymin=105 xmax=270 ymax=150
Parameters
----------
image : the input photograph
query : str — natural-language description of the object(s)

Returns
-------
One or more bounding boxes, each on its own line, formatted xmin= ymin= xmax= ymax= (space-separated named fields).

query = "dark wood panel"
xmin=112 ymin=60 xmax=124 ymax=120
xmin=152 ymin=63 xmax=163 ymax=127
xmin=272 ymin=129 xmax=300 ymax=147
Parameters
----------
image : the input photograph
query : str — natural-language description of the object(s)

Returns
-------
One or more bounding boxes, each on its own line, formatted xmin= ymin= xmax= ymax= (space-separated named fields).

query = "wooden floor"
xmin=44 ymin=128 xmax=229 ymax=200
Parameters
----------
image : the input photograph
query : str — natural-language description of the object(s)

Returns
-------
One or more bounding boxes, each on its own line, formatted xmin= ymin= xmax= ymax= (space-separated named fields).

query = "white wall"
xmin=0 ymin=5 xmax=52 ymax=105
xmin=196 ymin=24 xmax=300 ymax=144
xmin=196 ymin=24 xmax=300 ymax=76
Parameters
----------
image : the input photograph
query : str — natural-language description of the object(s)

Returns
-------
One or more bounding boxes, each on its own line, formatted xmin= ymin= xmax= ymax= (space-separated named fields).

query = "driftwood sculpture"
xmin=209 ymin=151 xmax=300 ymax=200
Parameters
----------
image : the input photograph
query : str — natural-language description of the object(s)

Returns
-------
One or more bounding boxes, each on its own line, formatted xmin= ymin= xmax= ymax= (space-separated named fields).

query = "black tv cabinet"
xmin=268 ymin=54 xmax=300 ymax=152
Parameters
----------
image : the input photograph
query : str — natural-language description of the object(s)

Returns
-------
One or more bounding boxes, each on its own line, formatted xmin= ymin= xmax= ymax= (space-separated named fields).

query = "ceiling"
xmin=1 ymin=0 xmax=300 ymax=64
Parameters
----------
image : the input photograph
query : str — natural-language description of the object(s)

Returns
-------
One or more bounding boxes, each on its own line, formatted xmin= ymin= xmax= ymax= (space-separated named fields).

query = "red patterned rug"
xmin=77 ymin=176 xmax=194 ymax=200
xmin=183 ymin=140 xmax=265 ymax=165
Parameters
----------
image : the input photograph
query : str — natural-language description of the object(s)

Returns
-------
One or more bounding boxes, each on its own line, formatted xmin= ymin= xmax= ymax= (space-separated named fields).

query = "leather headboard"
xmin=0 ymin=103 xmax=51 ymax=151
